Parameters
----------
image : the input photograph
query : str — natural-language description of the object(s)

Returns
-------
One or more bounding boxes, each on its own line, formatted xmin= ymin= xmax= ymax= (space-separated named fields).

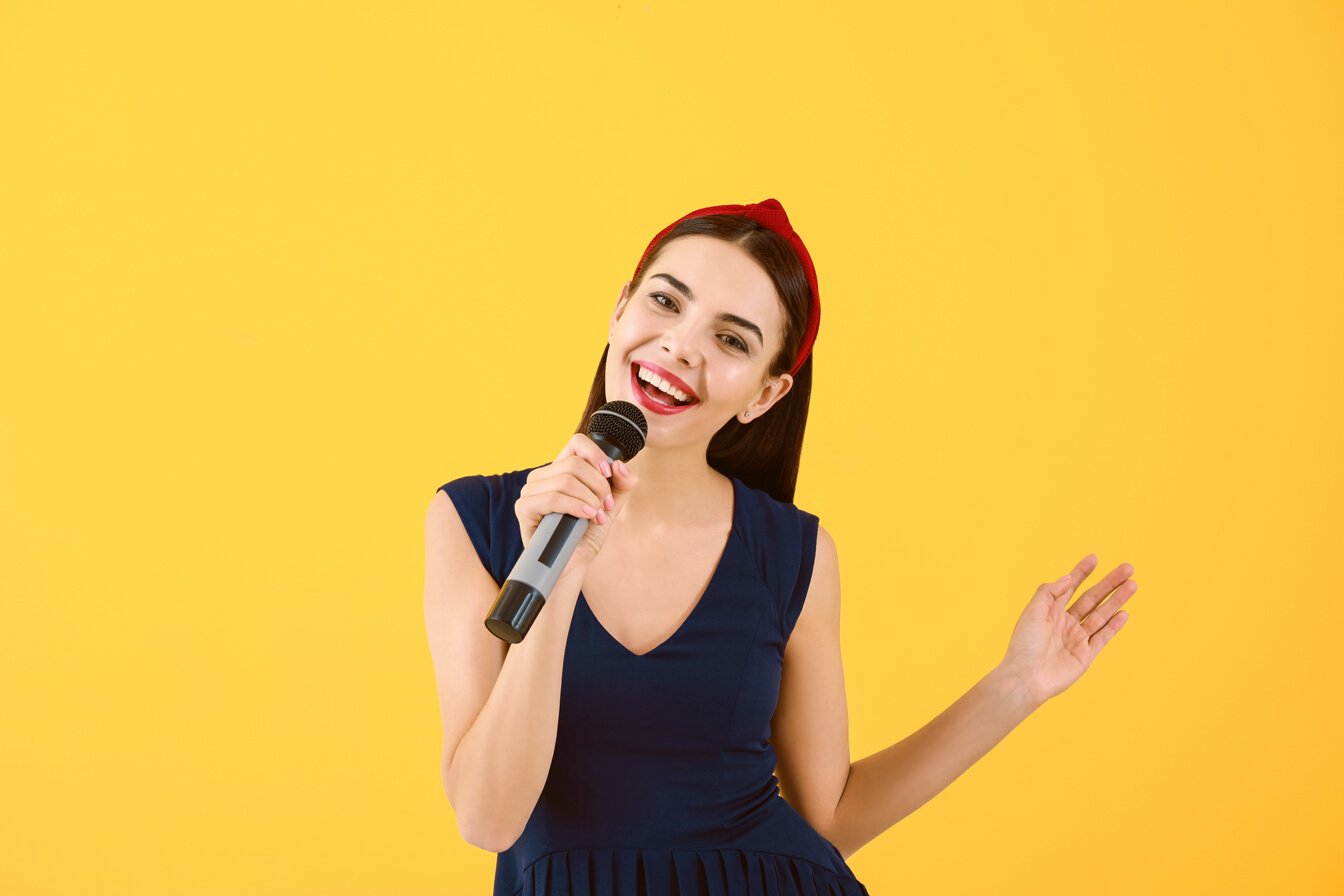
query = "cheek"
xmin=713 ymin=371 xmax=759 ymax=405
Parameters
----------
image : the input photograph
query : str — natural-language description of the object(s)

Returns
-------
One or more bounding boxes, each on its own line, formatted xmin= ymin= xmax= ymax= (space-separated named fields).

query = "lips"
xmin=629 ymin=361 xmax=700 ymax=416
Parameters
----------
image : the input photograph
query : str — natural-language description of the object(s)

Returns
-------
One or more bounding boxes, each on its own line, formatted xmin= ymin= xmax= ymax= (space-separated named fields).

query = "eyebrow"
xmin=648 ymin=272 xmax=764 ymax=347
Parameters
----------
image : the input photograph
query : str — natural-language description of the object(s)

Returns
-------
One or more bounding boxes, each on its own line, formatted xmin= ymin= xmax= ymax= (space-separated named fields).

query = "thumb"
xmin=1047 ymin=573 xmax=1073 ymax=602
xmin=1029 ymin=574 xmax=1070 ymax=610
xmin=609 ymin=459 xmax=639 ymax=499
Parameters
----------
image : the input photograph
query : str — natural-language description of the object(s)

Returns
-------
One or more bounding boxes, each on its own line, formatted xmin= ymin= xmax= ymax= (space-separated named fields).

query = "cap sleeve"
xmin=438 ymin=475 xmax=494 ymax=580
xmin=436 ymin=467 xmax=538 ymax=586
xmin=779 ymin=507 xmax=821 ymax=645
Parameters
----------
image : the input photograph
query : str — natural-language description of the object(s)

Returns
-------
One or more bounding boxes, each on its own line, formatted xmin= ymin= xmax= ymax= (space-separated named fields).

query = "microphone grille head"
xmin=587 ymin=400 xmax=648 ymax=461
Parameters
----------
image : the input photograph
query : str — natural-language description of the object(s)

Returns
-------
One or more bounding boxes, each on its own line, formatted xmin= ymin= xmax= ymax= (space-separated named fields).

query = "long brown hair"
xmin=573 ymin=214 xmax=815 ymax=503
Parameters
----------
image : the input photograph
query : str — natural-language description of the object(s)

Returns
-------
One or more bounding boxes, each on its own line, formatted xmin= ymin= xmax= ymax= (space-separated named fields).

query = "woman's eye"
xmin=648 ymin=292 xmax=748 ymax=353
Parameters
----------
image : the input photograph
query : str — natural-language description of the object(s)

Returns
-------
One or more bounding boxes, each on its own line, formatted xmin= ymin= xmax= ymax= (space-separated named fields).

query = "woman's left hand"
xmin=999 ymin=554 xmax=1137 ymax=707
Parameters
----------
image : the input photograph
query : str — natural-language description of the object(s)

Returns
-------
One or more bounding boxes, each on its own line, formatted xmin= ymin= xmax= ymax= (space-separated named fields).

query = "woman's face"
xmin=605 ymin=234 xmax=794 ymax=450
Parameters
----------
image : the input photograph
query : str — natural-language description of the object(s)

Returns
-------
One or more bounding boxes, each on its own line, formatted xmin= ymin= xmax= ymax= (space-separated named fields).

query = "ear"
xmin=609 ymin=280 xmax=632 ymax=339
xmin=739 ymin=372 xmax=794 ymax=424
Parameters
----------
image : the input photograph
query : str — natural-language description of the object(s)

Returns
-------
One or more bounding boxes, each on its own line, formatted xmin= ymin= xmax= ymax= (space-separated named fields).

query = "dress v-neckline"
xmin=578 ymin=475 xmax=740 ymax=659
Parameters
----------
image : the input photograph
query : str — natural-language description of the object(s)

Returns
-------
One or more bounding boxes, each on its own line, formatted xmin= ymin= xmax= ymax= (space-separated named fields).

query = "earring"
xmin=742 ymin=409 xmax=751 ymax=420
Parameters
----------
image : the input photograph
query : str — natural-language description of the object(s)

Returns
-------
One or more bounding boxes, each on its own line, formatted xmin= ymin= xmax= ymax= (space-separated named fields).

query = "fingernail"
xmin=602 ymin=461 xmax=611 ymax=477
xmin=604 ymin=495 xmax=614 ymax=511
xmin=581 ymin=504 xmax=595 ymax=516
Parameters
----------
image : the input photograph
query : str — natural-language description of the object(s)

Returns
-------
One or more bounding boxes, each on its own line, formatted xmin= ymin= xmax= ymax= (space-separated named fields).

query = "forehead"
xmin=647 ymin=235 xmax=784 ymax=330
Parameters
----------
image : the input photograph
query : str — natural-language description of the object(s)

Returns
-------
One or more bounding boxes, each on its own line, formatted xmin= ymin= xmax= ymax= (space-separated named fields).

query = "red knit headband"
xmin=631 ymin=198 xmax=820 ymax=377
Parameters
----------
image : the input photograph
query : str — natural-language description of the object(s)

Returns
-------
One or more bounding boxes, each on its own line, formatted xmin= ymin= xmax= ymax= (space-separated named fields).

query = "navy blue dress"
xmin=440 ymin=466 xmax=871 ymax=896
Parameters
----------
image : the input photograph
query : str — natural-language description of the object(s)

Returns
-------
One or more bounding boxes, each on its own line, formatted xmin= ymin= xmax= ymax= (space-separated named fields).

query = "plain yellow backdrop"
xmin=2 ymin=1 xmax=1341 ymax=893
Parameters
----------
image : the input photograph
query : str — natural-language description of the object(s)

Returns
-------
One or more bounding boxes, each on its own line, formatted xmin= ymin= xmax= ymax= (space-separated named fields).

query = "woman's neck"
xmin=619 ymin=444 xmax=729 ymax=530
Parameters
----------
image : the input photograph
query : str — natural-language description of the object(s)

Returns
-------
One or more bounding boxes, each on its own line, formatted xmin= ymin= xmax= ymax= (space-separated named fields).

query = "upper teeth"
xmin=637 ymin=365 xmax=693 ymax=403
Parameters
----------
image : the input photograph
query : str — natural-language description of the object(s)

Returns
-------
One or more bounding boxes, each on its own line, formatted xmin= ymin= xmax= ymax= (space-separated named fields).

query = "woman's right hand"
xmin=514 ymin=433 xmax=640 ymax=568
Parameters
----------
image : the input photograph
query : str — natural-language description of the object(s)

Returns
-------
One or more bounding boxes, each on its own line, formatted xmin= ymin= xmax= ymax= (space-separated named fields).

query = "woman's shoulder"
xmin=437 ymin=464 xmax=546 ymax=503
xmin=729 ymin=475 xmax=821 ymax=569
xmin=729 ymin=474 xmax=820 ymax=529
xmin=726 ymin=475 xmax=824 ymax=636
xmin=434 ymin=465 xmax=544 ymax=584
xmin=435 ymin=465 xmax=543 ymax=535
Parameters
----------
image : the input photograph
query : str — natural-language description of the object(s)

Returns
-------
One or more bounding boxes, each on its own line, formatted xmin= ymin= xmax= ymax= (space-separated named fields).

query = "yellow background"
xmin=2 ymin=1 xmax=1341 ymax=893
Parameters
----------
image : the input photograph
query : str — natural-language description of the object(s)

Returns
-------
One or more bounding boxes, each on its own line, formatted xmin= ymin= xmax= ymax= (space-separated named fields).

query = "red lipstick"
xmin=629 ymin=361 xmax=699 ymax=416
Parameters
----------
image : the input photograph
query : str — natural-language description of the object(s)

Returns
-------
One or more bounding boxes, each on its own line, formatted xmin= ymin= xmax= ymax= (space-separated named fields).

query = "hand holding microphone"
xmin=484 ymin=400 xmax=648 ymax=643
xmin=514 ymin=435 xmax=640 ymax=565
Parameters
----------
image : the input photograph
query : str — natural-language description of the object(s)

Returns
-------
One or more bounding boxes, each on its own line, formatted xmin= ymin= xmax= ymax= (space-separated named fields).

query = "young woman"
xmin=424 ymin=199 xmax=1137 ymax=895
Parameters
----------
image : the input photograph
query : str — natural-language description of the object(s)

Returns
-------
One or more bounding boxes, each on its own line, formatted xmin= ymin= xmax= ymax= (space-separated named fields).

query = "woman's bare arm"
xmin=424 ymin=440 xmax=637 ymax=853
xmin=423 ymin=489 xmax=589 ymax=853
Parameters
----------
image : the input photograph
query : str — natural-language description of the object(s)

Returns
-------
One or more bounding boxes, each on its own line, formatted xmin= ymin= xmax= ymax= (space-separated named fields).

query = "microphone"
xmin=484 ymin=400 xmax=649 ymax=643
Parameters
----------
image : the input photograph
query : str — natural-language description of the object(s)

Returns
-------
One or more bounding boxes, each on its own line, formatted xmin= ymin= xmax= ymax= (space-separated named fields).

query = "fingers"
xmin=1083 ymin=603 xmax=1131 ymax=649
xmin=1080 ymin=580 xmax=1137 ymax=636
xmin=1062 ymin=555 xmax=1138 ymax=626
xmin=521 ymin=465 xmax=610 ymax=524
xmin=529 ymin=454 xmax=611 ymax=506
xmin=517 ymin=434 xmax=623 ymax=533
xmin=608 ymin=458 xmax=638 ymax=497
xmin=554 ymin=432 xmax=613 ymax=479
xmin=514 ymin=433 xmax=644 ymax=557
xmin=1059 ymin=552 xmax=1099 ymax=587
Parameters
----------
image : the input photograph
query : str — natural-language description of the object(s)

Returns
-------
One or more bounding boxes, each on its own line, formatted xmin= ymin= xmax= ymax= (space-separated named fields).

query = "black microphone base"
xmin=484 ymin=579 xmax=547 ymax=643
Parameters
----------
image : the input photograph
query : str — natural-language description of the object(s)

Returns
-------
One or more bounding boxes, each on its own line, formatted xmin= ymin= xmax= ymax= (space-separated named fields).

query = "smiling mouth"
xmin=631 ymin=362 xmax=699 ymax=408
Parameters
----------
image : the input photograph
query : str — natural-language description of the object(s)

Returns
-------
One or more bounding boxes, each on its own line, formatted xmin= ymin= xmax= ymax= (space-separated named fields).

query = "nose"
xmin=658 ymin=314 xmax=704 ymax=369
